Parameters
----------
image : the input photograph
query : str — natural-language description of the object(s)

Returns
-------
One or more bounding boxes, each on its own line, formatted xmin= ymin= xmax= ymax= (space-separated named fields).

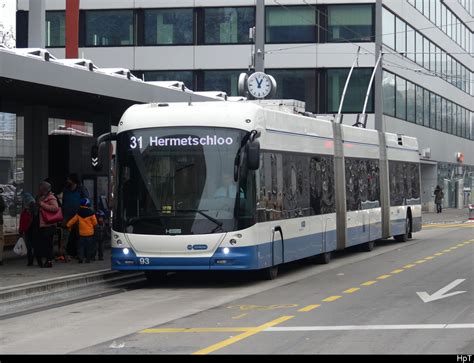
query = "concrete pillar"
xmin=28 ymin=0 xmax=46 ymax=48
xmin=24 ymin=105 xmax=49 ymax=194
xmin=374 ymin=0 xmax=384 ymax=132
xmin=254 ymin=0 xmax=265 ymax=73
xmin=421 ymin=163 xmax=437 ymax=212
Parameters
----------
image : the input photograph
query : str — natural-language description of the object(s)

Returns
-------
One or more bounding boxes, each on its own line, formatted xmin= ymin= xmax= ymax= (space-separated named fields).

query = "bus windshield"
xmin=113 ymin=127 xmax=256 ymax=235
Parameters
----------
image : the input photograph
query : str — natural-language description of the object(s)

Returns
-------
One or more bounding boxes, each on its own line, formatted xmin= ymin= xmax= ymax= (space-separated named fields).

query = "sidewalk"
xmin=0 ymin=247 xmax=112 ymax=289
xmin=422 ymin=207 xmax=470 ymax=225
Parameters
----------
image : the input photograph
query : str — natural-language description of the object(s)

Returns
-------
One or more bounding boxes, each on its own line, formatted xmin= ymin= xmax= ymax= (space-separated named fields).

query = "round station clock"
xmin=239 ymin=72 xmax=277 ymax=99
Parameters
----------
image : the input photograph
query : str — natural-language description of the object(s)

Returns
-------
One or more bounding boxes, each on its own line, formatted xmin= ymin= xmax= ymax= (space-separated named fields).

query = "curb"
xmin=0 ymin=269 xmax=145 ymax=316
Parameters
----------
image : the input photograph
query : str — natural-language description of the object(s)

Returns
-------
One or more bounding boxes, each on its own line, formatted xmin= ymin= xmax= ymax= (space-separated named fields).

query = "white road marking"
xmin=265 ymin=324 xmax=474 ymax=332
xmin=416 ymin=279 xmax=466 ymax=303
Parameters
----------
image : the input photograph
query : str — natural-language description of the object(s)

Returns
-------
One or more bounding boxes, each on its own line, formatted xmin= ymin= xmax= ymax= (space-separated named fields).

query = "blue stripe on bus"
xmin=112 ymin=222 xmax=385 ymax=271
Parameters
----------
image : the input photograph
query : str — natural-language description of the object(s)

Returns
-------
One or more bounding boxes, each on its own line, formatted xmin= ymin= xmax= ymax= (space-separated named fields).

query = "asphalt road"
xmin=1 ymin=223 xmax=473 ymax=354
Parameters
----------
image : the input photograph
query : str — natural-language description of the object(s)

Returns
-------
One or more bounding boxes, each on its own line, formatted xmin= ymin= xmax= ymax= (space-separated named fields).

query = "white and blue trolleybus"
xmin=96 ymin=100 xmax=421 ymax=280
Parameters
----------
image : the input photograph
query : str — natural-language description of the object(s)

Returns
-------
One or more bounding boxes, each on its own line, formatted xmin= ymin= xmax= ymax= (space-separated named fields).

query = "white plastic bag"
xmin=13 ymin=237 xmax=27 ymax=256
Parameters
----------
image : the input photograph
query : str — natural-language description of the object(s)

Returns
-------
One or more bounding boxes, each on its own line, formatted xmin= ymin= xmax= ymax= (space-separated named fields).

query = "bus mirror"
xmin=91 ymin=132 xmax=117 ymax=171
xmin=247 ymin=140 xmax=260 ymax=170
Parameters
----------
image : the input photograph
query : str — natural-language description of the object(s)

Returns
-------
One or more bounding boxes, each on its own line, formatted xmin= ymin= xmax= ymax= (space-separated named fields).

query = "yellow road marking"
xmin=343 ymin=288 xmax=360 ymax=294
xmin=442 ymin=249 xmax=451 ymax=253
xmin=298 ymin=304 xmax=321 ymax=312
xmin=322 ymin=296 xmax=342 ymax=302
xmin=415 ymin=260 xmax=426 ymax=264
xmin=390 ymin=269 xmax=404 ymax=274
xmin=434 ymin=253 xmax=444 ymax=256
xmin=457 ymin=244 xmax=465 ymax=247
xmin=376 ymin=275 xmax=391 ymax=280
xmin=232 ymin=313 xmax=248 ymax=320
xmin=424 ymin=256 xmax=435 ymax=260
xmin=193 ymin=315 xmax=294 ymax=355
xmin=450 ymin=247 xmax=458 ymax=250
xmin=403 ymin=264 xmax=416 ymax=269
xmin=141 ymin=327 xmax=251 ymax=333
xmin=361 ymin=281 xmax=377 ymax=286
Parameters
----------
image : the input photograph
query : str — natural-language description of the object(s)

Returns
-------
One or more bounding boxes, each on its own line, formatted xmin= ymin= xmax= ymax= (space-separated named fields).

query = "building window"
xmin=415 ymin=32 xmax=423 ymax=66
xmin=327 ymin=68 xmax=373 ymax=113
xmin=430 ymin=92 xmax=437 ymax=130
xmin=0 ymin=113 xmax=24 ymax=240
xmin=406 ymin=25 xmax=415 ymax=62
xmin=441 ymin=97 xmax=447 ymax=132
xmin=446 ymin=101 xmax=453 ymax=134
xmin=85 ymin=10 xmax=134 ymax=46
xmin=423 ymin=89 xmax=430 ymax=127
xmin=436 ymin=95 xmax=442 ymax=131
xmin=136 ymin=70 xmax=194 ymax=90
xmin=201 ymin=70 xmax=244 ymax=96
xmin=395 ymin=17 xmax=406 ymax=54
xmin=382 ymin=7 xmax=395 ymax=49
xmin=415 ymin=85 xmax=423 ymax=125
xmin=144 ymin=9 xmax=193 ymax=45
xmin=269 ymin=69 xmax=317 ymax=113
xmin=327 ymin=5 xmax=374 ymax=42
xmin=266 ymin=6 xmax=316 ymax=43
xmin=203 ymin=7 xmax=254 ymax=44
xmin=45 ymin=11 xmax=65 ymax=47
xmin=406 ymin=81 xmax=415 ymax=123
xmin=423 ymin=38 xmax=429 ymax=70
xmin=382 ymin=71 xmax=395 ymax=117
xmin=395 ymin=76 xmax=406 ymax=120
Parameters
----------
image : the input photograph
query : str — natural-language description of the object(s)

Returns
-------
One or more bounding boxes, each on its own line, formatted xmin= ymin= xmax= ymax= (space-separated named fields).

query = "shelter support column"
xmin=24 ymin=105 xmax=49 ymax=193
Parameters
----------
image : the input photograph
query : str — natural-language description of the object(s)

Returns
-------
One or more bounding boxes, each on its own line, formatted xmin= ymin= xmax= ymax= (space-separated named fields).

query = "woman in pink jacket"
xmin=36 ymin=181 xmax=60 ymax=268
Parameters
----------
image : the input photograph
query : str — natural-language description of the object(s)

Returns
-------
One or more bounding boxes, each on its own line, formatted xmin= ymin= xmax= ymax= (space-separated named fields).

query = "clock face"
xmin=247 ymin=72 xmax=272 ymax=99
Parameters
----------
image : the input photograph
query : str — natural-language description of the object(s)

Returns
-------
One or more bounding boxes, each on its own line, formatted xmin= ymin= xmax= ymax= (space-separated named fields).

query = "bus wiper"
xmin=126 ymin=215 xmax=162 ymax=226
xmin=176 ymin=209 xmax=223 ymax=228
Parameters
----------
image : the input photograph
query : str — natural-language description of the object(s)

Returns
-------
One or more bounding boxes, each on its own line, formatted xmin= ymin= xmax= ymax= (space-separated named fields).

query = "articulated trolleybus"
xmin=98 ymin=100 xmax=421 ymax=280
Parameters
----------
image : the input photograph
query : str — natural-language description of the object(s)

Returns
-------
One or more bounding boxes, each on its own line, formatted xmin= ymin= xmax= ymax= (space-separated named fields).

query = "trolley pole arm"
xmin=336 ymin=47 xmax=360 ymax=124
xmin=359 ymin=51 xmax=383 ymax=128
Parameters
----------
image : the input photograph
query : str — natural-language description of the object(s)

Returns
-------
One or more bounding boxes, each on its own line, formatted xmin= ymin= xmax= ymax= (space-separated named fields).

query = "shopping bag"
xmin=13 ymin=237 xmax=27 ymax=256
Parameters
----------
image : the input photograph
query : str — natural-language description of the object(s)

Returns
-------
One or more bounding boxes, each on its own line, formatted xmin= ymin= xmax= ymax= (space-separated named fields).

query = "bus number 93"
xmin=139 ymin=258 xmax=150 ymax=265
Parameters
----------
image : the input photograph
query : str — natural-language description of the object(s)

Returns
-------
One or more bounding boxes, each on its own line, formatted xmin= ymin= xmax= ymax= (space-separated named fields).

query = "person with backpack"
xmin=66 ymin=198 xmax=97 ymax=263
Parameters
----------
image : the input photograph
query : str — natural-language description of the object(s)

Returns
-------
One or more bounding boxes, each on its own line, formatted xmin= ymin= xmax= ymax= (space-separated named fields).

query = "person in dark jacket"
xmin=61 ymin=173 xmax=88 ymax=259
xmin=434 ymin=185 xmax=444 ymax=213
xmin=0 ymin=187 xmax=5 ymax=266
xmin=66 ymin=198 xmax=97 ymax=263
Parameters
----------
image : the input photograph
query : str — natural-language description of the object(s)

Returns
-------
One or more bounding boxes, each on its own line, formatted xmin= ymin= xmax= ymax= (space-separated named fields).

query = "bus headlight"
xmin=123 ymin=248 xmax=130 ymax=255
xmin=223 ymin=247 xmax=230 ymax=255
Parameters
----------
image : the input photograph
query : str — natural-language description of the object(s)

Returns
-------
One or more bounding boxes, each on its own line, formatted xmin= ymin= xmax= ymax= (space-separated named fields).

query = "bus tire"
xmin=314 ymin=252 xmax=331 ymax=264
xmin=359 ymin=240 xmax=375 ymax=252
xmin=261 ymin=266 xmax=279 ymax=280
xmin=145 ymin=271 xmax=167 ymax=282
xmin=394 ymin=216 xmax=411 ymax=243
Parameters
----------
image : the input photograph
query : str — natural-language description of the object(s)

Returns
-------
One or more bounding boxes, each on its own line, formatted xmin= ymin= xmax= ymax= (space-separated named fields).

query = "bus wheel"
xmin=394 ymin=216 xmax=411 ymax=243
xmin=360 ymin=240 xmax=375 ymax=252
xmin=145 ymin=271 xmax=167 ymax=282
xmin=314 ymin=252 xmax=331 ymax=264
xmin=261 ymin=266 xmax=279 ymax=280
